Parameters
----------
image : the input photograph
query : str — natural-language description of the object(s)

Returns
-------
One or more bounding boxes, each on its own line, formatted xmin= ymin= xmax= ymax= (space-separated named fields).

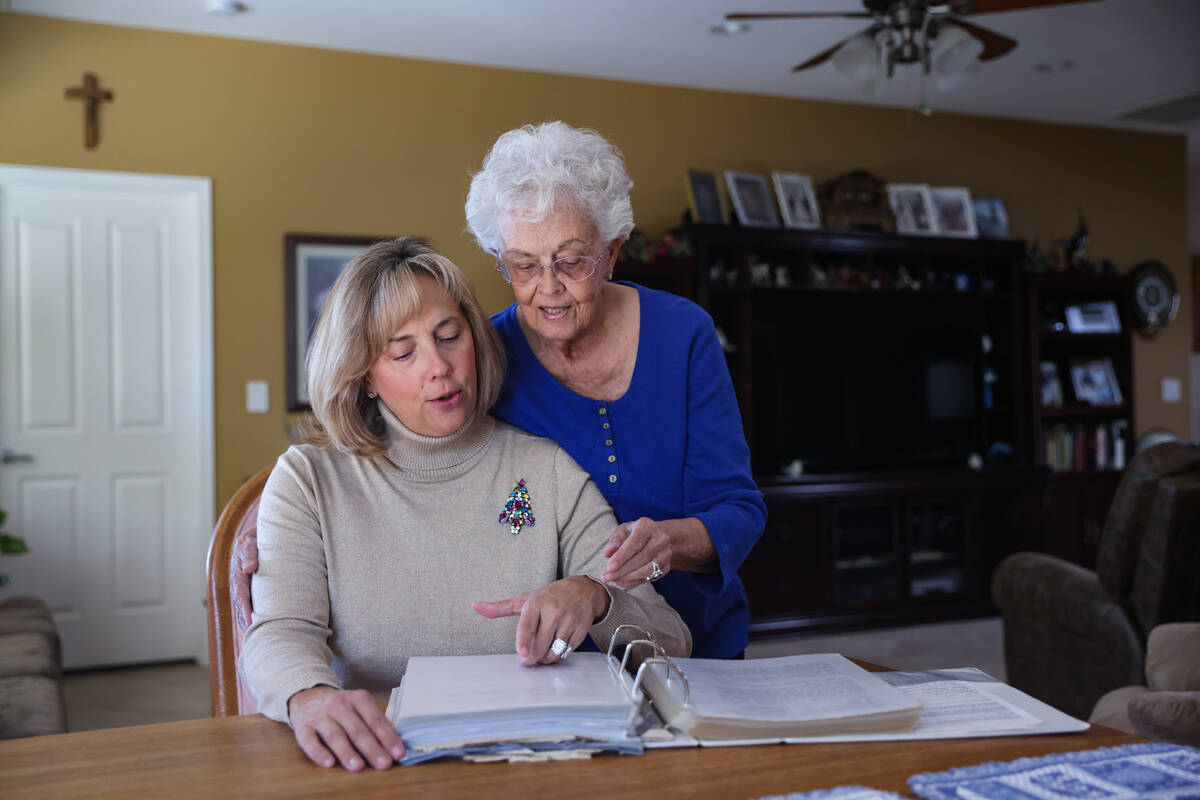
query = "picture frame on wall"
xmin=771 ymin=171 xmax=821 ymax=230
xmin=886 ymin=183 xmax=936 ymax=235
xmin=724 ymin=170 xmax=780 ymax=228
xmin=1069 ymin=357 xmax=1123 ymax=406
xmin=684 ymin=169 xmax=726 ymax=225
xmin=285 ymin=233 xmax=384 ymax=411
xmin=929 ymin=186 xmax=978 ymax=238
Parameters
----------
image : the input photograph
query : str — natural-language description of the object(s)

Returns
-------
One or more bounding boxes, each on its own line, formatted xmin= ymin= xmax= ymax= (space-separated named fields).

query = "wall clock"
xmin=1130 ymin=260 xmax=1178 ymax=337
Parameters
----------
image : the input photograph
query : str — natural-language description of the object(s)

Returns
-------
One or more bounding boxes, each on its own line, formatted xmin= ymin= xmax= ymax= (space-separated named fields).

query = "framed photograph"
xmin=886 ymin=183 xmax=936 ymax=235
xmin=1069 ymin=358 xmax=1123 ymax=406
xmin=972 ymin=197 xmax=1010 ymax=238
xmin=724 ymin=171 xmax=780 ymax=228
xmin=772 ymin=171 xmax=821 ymax=230
xmin=929 ymin=186 xmax=978 ymax=238
xmin=1065 ymin=300 xmax=1122 ymax=334
xmin=1040 ymin=362 xmax=1063 ymax=408
xmin=285 ymin=233 xmax=383 ymax=411
xmin=684 ymin=169 xmax=726 ymax=225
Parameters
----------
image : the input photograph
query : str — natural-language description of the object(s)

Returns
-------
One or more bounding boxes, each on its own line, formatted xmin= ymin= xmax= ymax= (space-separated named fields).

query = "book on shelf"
xmin=384 ymin=626 xmax=1088 ymax=763
xmin=1043 ymin=419 xmax=1129 ymax=471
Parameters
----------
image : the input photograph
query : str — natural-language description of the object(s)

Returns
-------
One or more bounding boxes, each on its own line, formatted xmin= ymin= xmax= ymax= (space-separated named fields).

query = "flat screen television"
xmin=756 ymin=322 xmax=981 ymax=475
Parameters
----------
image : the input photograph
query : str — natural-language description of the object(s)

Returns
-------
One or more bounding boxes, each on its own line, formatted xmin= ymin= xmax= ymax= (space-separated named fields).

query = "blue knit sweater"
xmin=490 ymin=283 xmax=766 ymax=658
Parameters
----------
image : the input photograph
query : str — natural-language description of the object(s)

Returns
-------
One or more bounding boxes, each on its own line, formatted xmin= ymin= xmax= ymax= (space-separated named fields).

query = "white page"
xmin=394 ymin=653 xmax=630 ymax=723
xmin=780 ymin=667 xmax=1088 ymax=743
xmin=643 ymin=667 xmax=1087 ymax=749
xmin=671 ymin=653 xmax=920 ymax=722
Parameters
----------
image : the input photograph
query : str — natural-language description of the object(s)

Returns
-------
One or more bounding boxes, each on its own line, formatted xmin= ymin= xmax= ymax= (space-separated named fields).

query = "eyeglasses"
xmin=494 ymin=253 xmax=604 ymax=286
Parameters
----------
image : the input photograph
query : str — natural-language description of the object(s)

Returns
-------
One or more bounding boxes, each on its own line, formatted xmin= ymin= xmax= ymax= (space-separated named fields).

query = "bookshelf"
xmin=1027 ymin=272 xmax=1134 ymax=568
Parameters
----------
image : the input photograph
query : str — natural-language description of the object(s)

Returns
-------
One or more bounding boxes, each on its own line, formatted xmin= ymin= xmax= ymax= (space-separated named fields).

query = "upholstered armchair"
xmin=1090 ymin=622 xmax=1200 ymax=746
xmin=991 ymin=441 xmax=1200 ymax=720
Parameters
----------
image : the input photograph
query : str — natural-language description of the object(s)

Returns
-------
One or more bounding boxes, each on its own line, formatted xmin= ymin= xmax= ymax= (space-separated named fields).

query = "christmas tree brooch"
xmin=498 ymin=479 xmax=535 ymax=535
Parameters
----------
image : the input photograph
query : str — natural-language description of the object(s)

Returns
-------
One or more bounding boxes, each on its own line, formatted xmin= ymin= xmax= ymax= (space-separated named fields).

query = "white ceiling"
xmin=12 ymin=0 xmax=1200 ymax=164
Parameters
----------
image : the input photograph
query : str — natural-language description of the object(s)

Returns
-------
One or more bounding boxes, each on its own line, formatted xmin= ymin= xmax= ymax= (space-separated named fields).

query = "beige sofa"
xmin=0 ymin=596 xmax=68 ymax=738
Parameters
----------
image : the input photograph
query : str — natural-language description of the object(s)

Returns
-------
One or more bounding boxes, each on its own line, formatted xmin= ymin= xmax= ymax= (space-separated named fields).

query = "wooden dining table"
xmin=0 ymin=706 xmax=1142 ymax=799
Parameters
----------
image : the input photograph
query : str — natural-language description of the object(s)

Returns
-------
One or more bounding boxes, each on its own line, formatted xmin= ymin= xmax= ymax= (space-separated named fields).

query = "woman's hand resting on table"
xmin=472 ymin=576 xmax=610 ymax=665
xmin=287 ymin=685 xmax=405 ymax=771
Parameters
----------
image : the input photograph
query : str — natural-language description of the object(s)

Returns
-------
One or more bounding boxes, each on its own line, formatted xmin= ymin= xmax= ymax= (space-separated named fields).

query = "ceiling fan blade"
xmin=726 ymin=12 xmax=873 ymax=20
xmin=942 ymin=17 xmax=1017 ymax=60
xmin=960 ymin=0 xmax=1100 ymax=14
xmin=791 ymin=25 xmax=880 ymax=72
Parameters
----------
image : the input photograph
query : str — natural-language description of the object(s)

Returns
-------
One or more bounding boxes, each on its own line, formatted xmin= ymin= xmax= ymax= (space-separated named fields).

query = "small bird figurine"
xmin=1060 ymin=213 xmax=1090 ymax=271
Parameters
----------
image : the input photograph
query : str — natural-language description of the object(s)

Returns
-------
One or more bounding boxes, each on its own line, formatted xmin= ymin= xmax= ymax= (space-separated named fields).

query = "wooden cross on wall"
xmin=64 ymin=72 xmax=114 ymax=150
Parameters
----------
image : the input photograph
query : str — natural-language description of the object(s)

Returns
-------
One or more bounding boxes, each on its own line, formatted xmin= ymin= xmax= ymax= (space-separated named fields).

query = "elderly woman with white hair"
xmin=465 ymin=121 xmax=766 ymax=660
xmin=240 ymin=237 xmax=690 ymax=771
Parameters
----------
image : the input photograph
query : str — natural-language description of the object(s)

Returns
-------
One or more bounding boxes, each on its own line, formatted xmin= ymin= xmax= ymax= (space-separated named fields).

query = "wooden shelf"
xmin=1039 ymin=403 xmax=1131 ymax=420
xmin=1038 ymin=331 xmax=1126 ymax=343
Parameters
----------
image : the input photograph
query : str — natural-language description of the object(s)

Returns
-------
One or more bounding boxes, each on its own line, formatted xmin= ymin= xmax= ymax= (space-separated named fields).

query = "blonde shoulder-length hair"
xmin=300 ymin=237 xmax=504 ymax=456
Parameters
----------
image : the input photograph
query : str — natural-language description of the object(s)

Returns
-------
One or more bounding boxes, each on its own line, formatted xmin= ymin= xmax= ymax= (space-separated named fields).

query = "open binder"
xmin=386 ymin=625 xmax=923 ymax=762
xmin=386 ymin=625 xmax=1089 ymax=763
xmin=616 ymin=630 xmax=922 ymax=742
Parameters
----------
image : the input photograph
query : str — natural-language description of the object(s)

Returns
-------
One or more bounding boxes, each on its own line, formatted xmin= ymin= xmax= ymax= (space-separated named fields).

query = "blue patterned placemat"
xmin=909 ymin=742 xmax=1200 ymax=799
xmin=756 ymin=787 xmax=907 ymax=800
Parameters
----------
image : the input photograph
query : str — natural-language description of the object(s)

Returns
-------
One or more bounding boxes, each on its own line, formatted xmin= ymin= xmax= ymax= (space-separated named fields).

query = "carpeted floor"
xmin=745 ymin=616 xmax=1006 ymax=680
xmin=62 ymin=616 xmax=1005 ymax=732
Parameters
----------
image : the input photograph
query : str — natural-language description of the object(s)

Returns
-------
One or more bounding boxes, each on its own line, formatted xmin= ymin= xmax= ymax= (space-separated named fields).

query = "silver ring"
xmin=550 ymin=637 xmax=570 ymax=658
xmin=646 ymin=561 xmax=664 ymax=582
xmin=560 ymin=645 xmax=574 ymax=659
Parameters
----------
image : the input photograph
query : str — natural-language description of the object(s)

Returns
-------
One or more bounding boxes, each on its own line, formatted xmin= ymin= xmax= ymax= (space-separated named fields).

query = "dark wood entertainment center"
xmin=619 ymin=224 xmax=1128 ymax=635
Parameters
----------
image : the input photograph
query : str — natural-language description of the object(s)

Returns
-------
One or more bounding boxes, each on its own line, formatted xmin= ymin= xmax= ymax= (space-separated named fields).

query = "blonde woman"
xmin=240 ymin=237 xmax=689 ymax=771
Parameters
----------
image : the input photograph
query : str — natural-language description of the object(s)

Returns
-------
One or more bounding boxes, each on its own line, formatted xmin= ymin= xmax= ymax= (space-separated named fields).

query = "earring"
xmin=366 ymin=391 xmax=377 ymax=399
xmin=607 ymin=272 xmax=614 ymax=280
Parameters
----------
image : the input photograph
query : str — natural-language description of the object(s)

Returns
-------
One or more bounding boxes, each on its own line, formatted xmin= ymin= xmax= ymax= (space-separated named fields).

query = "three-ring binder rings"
xmin=385 ymin=625 xmax=1088 ymax=763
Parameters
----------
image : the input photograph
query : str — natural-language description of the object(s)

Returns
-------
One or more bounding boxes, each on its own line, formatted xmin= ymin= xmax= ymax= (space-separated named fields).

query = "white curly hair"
xmin=465 ymin=121 xmax=635 ymax=256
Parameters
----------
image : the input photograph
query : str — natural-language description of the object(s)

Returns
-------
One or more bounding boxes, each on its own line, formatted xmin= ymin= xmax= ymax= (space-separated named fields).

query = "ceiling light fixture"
xmin=829 ymin=23 xmax=982 ymax=91
xmin=725 ymin=0 xmax=1096 ymax=85
xmin=206 ymin=0 xmax=248 ymax=15
xmin=709 ymin=20 xmax=750 ymax=36
xmin=1034 ymin=59 xmax=1074 ymax=74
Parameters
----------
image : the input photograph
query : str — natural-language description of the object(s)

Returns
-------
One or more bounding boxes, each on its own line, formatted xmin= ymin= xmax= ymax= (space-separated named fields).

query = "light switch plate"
xmin=1162 ymin=377 xmax=1182 ymax=403
xmin=246 ymin=380 xmax=270 ymax=413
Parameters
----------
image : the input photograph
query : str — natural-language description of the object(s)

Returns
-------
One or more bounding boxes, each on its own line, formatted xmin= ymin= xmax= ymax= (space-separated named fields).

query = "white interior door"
xmin=0 ymin=165 xmax=214 ymax=669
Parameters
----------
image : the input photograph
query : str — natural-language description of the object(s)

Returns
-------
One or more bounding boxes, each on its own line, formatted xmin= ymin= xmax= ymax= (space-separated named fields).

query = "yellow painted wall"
xmin=1 ymin=12 xmax=1191 ymax=510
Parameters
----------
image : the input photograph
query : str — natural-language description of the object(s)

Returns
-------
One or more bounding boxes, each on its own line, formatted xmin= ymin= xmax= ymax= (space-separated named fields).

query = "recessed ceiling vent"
xmin=1116 ymin=91 xmax=1200 ymax=125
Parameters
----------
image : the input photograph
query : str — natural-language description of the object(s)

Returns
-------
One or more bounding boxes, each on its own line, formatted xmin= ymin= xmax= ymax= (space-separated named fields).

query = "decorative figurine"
xmin=810 ymin=264 xmax=830 ymax=288
xmin=750 ymin=259 xmax=773 ymax=286
xmin=817 ymin=169 xmax=894 ymax=232
xmin=1060 ymin=213 xmax=1093 ymax=272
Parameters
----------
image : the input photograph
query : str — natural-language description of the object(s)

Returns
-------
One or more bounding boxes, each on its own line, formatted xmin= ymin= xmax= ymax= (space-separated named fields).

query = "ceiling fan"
xmin=726 ymin=0 xmax=1099 ymax=79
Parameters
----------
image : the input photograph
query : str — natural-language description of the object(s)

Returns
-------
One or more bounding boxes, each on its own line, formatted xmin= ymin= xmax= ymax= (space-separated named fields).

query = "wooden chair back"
xmin=205 ymin=465 xmax=272 ymax=716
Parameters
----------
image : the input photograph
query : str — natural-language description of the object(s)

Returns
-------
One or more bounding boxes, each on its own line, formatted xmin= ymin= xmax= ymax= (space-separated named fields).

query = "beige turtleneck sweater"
xmin=240 ymin=405 xmax=692 ymax=723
